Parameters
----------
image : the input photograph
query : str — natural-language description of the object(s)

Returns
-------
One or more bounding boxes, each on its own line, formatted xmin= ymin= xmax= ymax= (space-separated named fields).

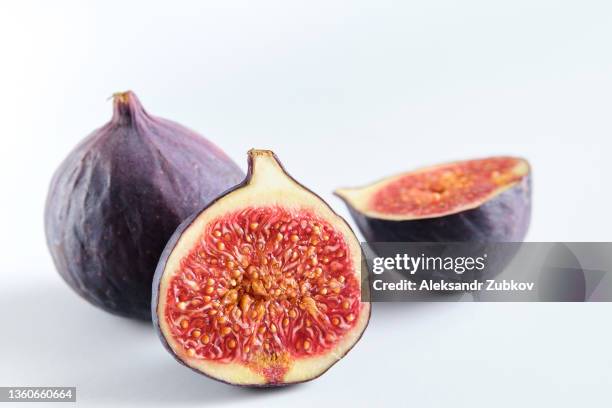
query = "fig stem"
xmin=112 ymin=91 xmax=131 ymax=105
xmin=111 ymin=91 xmax=140 ymax=125
xmin=247 ymin=149 xmax=287 ymax=185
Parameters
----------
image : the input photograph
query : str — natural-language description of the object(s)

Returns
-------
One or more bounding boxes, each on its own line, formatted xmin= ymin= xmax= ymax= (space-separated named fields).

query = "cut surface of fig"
xmin=153 ymin=150 xmax=369 ymax=386
xmin=336 ymin=157 xmax=531 ymax=242
xmin=340 ymin=157 xmax=529 ymax=220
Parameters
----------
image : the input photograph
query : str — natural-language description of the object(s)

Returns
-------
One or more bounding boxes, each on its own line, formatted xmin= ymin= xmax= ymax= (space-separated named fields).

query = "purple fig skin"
xmin=44 ymin=91 xmax=244 ymax=320
xmin=340 ymin=174 xmax=531 ymax=243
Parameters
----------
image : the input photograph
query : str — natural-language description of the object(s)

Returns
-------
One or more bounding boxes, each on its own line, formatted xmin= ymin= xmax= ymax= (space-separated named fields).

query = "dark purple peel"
xmin=44 ymin=91 xmax=244 ymax=320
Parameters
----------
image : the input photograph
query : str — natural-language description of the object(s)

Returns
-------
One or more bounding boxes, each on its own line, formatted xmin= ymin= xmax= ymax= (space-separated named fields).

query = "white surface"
xmin=1 ymin=1 xmax=611 ymax=406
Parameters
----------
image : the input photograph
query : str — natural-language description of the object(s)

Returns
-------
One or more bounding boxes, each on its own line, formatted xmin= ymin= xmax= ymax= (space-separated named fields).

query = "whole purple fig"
xmin=45 ymin=91 xmax=244 ymax=320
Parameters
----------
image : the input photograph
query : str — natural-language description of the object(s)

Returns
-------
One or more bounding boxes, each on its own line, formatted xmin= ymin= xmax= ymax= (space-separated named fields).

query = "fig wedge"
xmin=335 ymin=156 xmax=531 ymax=242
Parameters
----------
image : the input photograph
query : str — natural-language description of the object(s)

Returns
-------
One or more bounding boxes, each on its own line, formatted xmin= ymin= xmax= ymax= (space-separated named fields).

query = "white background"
xmin=1 ymin=1 xmax=611 ymax=407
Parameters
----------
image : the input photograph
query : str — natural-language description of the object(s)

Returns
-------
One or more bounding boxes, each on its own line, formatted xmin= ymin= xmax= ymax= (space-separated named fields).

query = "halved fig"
xmin=335 ymin=156 xmax=531 ymax=242
xmin=153 ymin=150 xmax=370 ymax=386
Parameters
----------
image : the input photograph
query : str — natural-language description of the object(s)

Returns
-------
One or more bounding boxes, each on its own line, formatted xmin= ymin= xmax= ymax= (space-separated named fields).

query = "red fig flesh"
xmin=153 ymin=150 xmax=370 ymax=386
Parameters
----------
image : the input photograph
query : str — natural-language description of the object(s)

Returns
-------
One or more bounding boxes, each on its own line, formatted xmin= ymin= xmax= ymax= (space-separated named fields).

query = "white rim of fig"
xmin=156 ymin=150 xmax=370 ymax=385
xmin=335 ymin=157 xmax=530 ymax=221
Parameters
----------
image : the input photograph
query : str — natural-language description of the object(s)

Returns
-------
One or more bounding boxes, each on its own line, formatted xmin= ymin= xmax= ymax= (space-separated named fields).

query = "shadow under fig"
xmin=0 ymin=283 xmax=301 ymax=405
